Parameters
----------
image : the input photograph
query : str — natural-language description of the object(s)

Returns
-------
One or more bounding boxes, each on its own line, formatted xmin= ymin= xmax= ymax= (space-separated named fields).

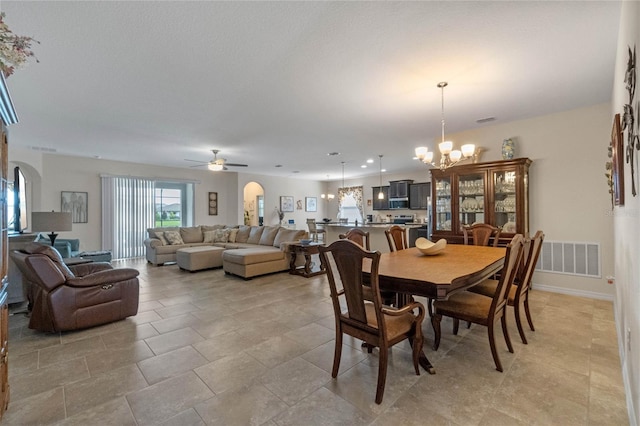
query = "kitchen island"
xmin=322 ymin=223 xmax=426 ymax=253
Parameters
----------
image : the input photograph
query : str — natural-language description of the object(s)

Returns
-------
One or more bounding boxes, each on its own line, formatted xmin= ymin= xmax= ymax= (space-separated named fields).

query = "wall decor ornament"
xmin=623 ymin=44 xmax=639 ymax=196
xmin=280 ymin=196 xmax=294 ymax=212
xmin=610 ymin=114 xmax=624 ymax=206
xmin=208 ymin=192 xmax=218 ymax=215
xmin=61 ymin=191 xmax=88 ymax=223
xmin=501 ymin=138 xmax=515 ymax=160
xmin=305 ymin=197 xmax=317 ymax=212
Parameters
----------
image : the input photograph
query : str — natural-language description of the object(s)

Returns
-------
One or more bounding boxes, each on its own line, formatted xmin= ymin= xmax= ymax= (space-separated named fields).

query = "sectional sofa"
xmin=144 ymin=224 xmax=308 ymax=278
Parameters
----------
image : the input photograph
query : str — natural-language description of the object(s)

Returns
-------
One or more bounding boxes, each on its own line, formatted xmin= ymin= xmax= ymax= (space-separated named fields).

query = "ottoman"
xmin=222 ymin=247 xmax=288 ymax=279
xmin=176 ymin=246 xmax=225 ymax=272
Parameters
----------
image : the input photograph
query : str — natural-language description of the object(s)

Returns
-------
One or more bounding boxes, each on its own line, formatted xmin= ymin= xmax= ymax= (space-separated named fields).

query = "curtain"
xmin=338 ymin=185 xmax=364 ymax=219
xmin=101 ymin=176 xmax=155 ymax=259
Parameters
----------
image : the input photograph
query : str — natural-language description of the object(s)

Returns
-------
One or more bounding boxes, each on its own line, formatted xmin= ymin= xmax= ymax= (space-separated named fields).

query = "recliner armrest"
xmin=66 ymin=268 xmax=140 ymax=287
xmin=69 ymin=262 xmax=113 ymax=277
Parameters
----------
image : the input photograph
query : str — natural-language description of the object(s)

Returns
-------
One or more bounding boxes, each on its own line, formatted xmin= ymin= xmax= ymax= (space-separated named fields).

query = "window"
xmin=338 ymin=186 xmax=364 ymax=223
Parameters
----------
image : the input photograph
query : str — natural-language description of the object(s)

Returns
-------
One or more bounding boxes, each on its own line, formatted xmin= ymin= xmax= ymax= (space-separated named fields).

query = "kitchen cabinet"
xmin=388 ymin=180 xmax=413 ymax=198
xmin=430 ymin=158 xmax=531 ymax=245
xmin=372 ymin=186 xmax=389 ymax=210
xmin=409 ymin=182 xmax=430 ymax=210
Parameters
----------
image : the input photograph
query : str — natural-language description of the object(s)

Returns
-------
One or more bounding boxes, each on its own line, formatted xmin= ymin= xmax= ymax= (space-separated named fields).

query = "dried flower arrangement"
xmin=0 ymin=12 xmax=39 ymax=77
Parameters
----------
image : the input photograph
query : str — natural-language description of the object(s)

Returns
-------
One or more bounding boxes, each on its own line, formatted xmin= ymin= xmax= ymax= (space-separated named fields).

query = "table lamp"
xmin=31 ymin=211 xmax=72 ymax=246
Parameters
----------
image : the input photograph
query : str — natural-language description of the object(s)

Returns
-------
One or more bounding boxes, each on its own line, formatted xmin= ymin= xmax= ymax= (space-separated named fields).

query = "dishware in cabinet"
xmin=430 ymin=158 xmax=531 ymax=245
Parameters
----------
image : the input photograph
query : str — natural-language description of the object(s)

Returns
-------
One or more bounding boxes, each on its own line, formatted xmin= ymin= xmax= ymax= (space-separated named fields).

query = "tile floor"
xmin=5 ymin=258 xmax=629 ymax=425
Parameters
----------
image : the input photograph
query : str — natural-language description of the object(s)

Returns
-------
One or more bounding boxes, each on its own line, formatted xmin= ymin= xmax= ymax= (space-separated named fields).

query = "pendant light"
xmin=378 ymin=155 xmax=384 ymax=200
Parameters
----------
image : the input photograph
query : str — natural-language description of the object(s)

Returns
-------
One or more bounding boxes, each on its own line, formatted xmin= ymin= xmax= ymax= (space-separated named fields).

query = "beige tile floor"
xmin=5 ymin=258 xmax=629 ymax=425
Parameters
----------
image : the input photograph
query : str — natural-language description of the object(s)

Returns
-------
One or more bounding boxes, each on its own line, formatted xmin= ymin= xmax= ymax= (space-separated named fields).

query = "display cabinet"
xmin=430 ymin=158 xmax=531 ymax=245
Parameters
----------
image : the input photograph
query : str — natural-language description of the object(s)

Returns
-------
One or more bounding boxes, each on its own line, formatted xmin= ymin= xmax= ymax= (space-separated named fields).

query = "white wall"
xmin=612 ymin=2 xmax=640 ymax=424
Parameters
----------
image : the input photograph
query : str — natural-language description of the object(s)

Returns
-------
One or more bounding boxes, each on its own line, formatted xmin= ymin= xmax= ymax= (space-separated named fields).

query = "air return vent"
xmin=535 ymin=240 xmax=600 ymax=278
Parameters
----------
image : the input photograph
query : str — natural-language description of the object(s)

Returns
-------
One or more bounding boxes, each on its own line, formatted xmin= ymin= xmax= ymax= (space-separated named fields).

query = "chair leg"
xmin=332 ymin=331 xmax=343 ymax=378
xmin=411 ymin=333 xmax=423 ymax=376
xmin=524 ymin=297 xmax=535 ymax=331
xmin=487 ymin=322 xmax=503 ymax=372
xmin=452 ymin=318 xmax=460 ymax=335
xmin=427 ymin=298 xmax=434 ymax=317
xmin=375 ymin=346 xmax=388 ymax=404
xmin=431 ymin=314 xmax=442 ymax=350
xmin=513 ymin=302 xmax=528 ymax=344
xmin=501 ymin=314 xmax=514 ymax=353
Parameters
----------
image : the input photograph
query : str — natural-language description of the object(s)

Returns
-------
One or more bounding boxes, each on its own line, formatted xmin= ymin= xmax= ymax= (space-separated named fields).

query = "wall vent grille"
xmin=535 ymin=240 xmax=600 ymax=278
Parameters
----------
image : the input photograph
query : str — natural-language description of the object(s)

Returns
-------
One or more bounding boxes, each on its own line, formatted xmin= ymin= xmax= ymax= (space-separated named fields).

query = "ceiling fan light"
xmin=208 ymin=163 xmax=224 ymax=171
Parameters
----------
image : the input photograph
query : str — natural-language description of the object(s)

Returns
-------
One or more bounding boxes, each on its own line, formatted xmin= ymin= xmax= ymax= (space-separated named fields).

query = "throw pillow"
xmin=155 ymin=231 xmax=169 ymax=245
xmin=235 ymin=225 xmax=251 ymax=243
xmin=247 ymin=226 xmax=264 ymax=244
xmin=228 ymin=228 xmax=239 ymax=243
xmin=213 ymin=228 xmax=230 ymax=243
xmin=164 ymin=231 xmax=184 ymax=245
xmin=273 ymin=228 xmax=306 ymax=248
xmin=259 ymin=226 xmax=279 ymax=246
xmin=180 ymin=226 xmax=203 ymax=243
xmin=203 ymin=230 xmax=216 ymax=243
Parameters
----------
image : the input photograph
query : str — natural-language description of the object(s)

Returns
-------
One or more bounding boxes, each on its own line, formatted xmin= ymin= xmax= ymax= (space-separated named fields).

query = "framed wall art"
xmin=305 ymin=197 xmax=317 ymax=212
xmin=280 ymin=196 xmax=294 ymax=212
xmin=208 ymin=192 xmax=218 ymax=215
xmin=611 ymin=113 xmax=625 ymax=206
xmin=61 ymin=191 xmax=88 ymax=223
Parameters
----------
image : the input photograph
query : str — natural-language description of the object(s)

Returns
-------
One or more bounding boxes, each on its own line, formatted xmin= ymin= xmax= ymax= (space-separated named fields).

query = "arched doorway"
xmin=243 ymin=182 xmax=264 ymax=226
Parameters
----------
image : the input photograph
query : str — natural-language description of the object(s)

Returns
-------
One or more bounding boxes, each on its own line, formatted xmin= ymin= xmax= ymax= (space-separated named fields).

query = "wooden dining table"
xmin=367 ymin=244 xmax=507 ymax=374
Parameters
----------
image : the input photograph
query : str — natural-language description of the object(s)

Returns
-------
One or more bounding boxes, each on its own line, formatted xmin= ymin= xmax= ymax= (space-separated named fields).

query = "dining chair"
xmin=462 ymin=223 xmax=502 ymax=247
xmin=469 ymin=230 xmax=545 ymax=344
xmin=384 ymin=225 xmax=409 ymax=252
xmin=431 ymin=234 xmax=524 ymax=372
xmin=306 ymin=219 xmax=325 ymax=243
xmin=318 ymin=239 xmax=425 ymax=404
xmin=338 ymin=228 xmax=370 ymax=250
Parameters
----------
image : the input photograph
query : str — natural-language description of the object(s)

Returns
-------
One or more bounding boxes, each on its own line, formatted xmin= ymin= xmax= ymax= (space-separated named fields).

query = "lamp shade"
xmin=31 ymin=212 xmax=73 ymax=232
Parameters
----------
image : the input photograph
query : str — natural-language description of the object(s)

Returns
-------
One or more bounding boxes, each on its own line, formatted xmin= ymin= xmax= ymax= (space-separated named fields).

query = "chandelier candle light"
xmin=415 ymin=82 xmax=475 ymax=171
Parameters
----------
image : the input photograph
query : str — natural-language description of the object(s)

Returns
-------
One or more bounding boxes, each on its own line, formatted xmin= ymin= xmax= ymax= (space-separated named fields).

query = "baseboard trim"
xmin=530 ymin=283 xmax=614 ymax=301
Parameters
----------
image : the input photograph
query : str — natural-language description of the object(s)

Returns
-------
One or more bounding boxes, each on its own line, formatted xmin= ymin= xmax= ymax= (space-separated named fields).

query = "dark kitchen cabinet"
xmin=372 ymin=186 xmax=389 ymax=210
xmin=388 ymin=180 xmax=413 ymax=198
xmin=409 ymin=182 xmax=430 ymax=210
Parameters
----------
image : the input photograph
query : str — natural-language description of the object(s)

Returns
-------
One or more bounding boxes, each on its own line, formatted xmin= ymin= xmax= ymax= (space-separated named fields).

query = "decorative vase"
xmin=502 ymin=138 xmax=515 ymax=160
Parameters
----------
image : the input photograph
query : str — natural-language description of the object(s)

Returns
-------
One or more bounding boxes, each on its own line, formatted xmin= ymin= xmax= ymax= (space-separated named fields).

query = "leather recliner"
xmin=10 ymin=243 xmax=140 ymax=332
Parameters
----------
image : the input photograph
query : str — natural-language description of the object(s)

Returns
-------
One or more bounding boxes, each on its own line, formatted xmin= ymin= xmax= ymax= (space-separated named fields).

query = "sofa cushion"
xmin=222 ymin=247 xmax=285 ymax=265
xmin=154 ymin=231 xmax=169 ymax=245
xmin=202 ymin=224 xmax=226 ymax=233
xmin=148 ymin=227 xmax=179 ymax=239
xmin=203 ymin=230 xmax=216 ymax=243
xmin=247 ymin=226 xmax=264 ymax=244
xmin=273 ymin=228 xmax=306 ymax=248
xmin=180 ymin=226 xmax=203 ymax=243
xmin=259 ymin=226 xmax=280 ymax=246
xmin=213 ymin=228 xmax=231 ymax=243
xmin=228 ymin=228 xmax=239 ymax=243
xmin=164 ymin=231 xmax=185 ymax=245
xmin=235 ymin=225 xmax=251 ymax=243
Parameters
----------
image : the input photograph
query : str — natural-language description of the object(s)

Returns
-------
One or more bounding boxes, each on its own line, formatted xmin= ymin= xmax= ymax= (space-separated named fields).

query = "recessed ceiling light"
xmin=366 ymin=159 xmax=374 ymax=163
xmin=361 ymin=165 xmax=367 ymax=168
xmin=327 ymin=152 xmax=340 ymax=156
xmin=382 ymin=169 xmax=387 ymax=173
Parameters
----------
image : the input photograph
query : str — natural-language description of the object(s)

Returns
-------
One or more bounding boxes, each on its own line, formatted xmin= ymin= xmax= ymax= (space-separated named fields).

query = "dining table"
xmin=367 ymin=244 xmax=507 ymax=374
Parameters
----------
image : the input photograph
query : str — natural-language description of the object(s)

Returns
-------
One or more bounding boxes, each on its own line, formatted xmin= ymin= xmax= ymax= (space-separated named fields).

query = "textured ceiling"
xmin=2 ymin=1 xmax=621 ymax=181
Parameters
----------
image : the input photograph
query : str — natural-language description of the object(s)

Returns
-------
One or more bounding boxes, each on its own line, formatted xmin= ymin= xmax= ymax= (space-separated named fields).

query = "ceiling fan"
xmin=184 ymin=149 xmax=248 ymax=171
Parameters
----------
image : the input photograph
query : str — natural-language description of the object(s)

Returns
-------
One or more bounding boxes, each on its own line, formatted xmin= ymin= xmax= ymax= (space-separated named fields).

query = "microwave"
xmin=389 ymin=198 xmax=409 ymax=209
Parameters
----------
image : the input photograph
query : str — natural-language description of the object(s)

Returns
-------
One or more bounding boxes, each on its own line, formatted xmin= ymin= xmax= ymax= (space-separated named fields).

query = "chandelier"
xmin=415 ymin=82 xmax=475 ymax=171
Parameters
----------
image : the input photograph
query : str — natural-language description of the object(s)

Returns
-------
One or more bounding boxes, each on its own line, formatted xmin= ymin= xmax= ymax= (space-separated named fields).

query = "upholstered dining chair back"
xmin=431 ymin=234 xmax=524 ymax=372
xmin=384 ymin=225 xmax=409 ymax=252
xmin=318 ymin=239 xmax=425 ymax=404
xmin=338 ymin=228 xmax=371 ymax=250
xmin=462 ymin=223 xmax=502 ymax=247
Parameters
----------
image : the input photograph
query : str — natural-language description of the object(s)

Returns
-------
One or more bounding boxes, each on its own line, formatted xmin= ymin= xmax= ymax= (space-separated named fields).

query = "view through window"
xmin=155 ymin=182 xmax=192 ymax=227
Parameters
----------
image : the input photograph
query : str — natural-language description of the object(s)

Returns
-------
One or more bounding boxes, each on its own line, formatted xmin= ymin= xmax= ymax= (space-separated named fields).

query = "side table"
xmin=288 ymin=242 xmax=326 ymax=278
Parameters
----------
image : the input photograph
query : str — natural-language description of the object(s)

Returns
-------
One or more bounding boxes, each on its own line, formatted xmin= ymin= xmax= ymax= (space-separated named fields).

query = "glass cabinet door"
xmin=434 ymin=177 xmax=452 ymax=231
xmin=458 ymin=173 xmax=485 ymax=227
xmin=493 ymin=170 xmax=517 ymax=233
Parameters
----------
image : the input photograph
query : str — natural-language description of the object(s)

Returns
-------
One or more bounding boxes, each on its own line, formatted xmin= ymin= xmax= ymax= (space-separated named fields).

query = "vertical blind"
xmin=101 ymin=176 xmax=155 ymax=259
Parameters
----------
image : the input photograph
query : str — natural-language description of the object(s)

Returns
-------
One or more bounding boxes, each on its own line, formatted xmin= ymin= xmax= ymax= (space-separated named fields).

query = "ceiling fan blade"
xmin=189 ymin=164 xmax=207 ymax=168
xmin=184 ymin=159 xmax=208 ymax=164
xmin=224 ymin=162 xmax=248 ymax=167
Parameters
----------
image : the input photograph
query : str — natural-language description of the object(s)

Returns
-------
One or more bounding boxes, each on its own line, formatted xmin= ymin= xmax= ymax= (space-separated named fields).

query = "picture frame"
xmin=280 ymin=195 xmax=294 ymax=212
xmin=305 ymin=196 xmax=317 ymax=212
xmin=611 ymin=113 xmax=625 ymax=206
xmin=61 ymin=191 xmax=88 ymax=223
xmin=208 ymin=192 xmax=218 ymax=215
